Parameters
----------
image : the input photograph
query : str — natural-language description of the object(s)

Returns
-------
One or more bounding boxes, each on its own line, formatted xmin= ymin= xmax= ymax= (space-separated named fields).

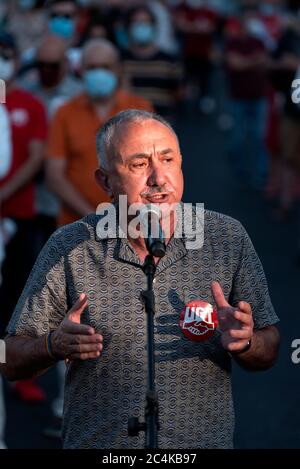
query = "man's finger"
xmin=71 ymin=343 xmax=103 ymax=354
xmin=69 ymin=334 xmax=103 ymax=345
xmin=64 ymin=320 xmax=95 ymax=335
xmin=71 ymin=351 xmax=101 ymax=360
xmin=233 ymin=310 xmax=253 ymax=326
xmin=238 ymin=301 xmax=252 ymax=315
xmin=211 ymin=281 xmax=230 ymax=308
xmin=68 ymin=293 xmax=88 ymax=324
xmin=228 ymin=328 xmax=252 ymax=340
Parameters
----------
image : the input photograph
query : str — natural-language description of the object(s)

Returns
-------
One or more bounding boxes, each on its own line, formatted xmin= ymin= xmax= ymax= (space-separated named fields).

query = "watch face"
xmin=179 ymin=300 xmax=218 ymax=342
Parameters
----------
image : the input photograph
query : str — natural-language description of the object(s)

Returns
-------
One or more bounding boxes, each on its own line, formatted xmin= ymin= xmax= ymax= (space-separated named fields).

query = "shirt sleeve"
xmin=229 ymin=223 xmax=279 ymax=329
xmin=6 ymin=230 xmax=68 ymax=338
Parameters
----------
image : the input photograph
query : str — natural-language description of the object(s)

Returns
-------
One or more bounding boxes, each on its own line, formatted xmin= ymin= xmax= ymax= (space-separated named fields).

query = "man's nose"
xmin=147 ymin=162 xmax=167 ymax=187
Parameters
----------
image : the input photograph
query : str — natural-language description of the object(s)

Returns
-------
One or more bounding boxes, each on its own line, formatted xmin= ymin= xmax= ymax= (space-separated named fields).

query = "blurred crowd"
xmin=0 ymin=0 xmax=300 ymax=449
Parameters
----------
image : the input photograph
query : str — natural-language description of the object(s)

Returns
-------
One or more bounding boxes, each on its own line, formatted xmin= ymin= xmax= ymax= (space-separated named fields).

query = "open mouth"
xmin=144 ymin=193 xmax=171 ymax=203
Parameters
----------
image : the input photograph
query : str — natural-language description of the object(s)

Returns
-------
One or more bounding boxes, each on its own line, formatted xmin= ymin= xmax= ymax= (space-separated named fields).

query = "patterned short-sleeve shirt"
xmin=7 ymin=208 xmax=279 ymax=449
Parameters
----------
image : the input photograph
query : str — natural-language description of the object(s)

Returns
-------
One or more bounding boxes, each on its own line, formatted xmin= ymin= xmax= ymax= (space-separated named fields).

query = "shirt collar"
xmin=94 ymin=202 xmax=204 ymax=270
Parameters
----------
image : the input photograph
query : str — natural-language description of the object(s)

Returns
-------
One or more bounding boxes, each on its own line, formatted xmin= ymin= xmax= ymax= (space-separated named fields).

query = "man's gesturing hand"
xmin=51 ymin=294 xmax=103 ymax=360
xmin=211 ymin=281 xmax=254 ymax=353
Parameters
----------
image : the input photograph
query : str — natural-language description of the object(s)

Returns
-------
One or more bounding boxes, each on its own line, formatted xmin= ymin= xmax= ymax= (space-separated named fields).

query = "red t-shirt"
xmin=175 ymin=6 xmax=218 ymax=58
xmin=225 ymin=14 xmax=282 ymax=41
xmin=0 ymin=88 xmax=47 ymax=219
xmin=225 ymin=36 xmax=268 ymax=100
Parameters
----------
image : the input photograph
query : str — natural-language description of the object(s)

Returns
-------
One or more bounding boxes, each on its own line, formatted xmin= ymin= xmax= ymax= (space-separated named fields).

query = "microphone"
xmin=140 ymin=204 xmax=166 ymax=258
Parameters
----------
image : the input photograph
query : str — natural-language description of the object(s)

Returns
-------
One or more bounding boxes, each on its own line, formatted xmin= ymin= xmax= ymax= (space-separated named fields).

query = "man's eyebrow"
xmin=128 ymin=153 xmax=150 ymax=160
xmin=128 ymin=148 xmax=174 ymax=161
xmin=160 ymin=148 xmax=174 ymax=155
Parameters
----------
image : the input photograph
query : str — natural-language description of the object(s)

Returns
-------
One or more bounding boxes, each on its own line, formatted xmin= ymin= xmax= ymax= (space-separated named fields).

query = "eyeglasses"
xmin=50 ymin=12 xmax=75 ymax=20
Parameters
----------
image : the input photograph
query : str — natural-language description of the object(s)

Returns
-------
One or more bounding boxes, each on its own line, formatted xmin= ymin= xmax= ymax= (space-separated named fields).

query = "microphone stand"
xmin=128 ymin=241 xmax=165 ymax=448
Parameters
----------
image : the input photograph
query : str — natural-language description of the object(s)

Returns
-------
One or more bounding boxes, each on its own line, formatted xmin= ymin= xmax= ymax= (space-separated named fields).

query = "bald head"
xmin=37 ymin=34 xmax=67 ymax=63
xmin=82 ymin=38 xmax=120 ymax=71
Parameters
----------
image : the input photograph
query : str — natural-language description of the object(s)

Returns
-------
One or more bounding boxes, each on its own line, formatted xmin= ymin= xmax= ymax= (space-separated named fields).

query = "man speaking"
xmin=0 ymin=110 xmax=279 ymax=449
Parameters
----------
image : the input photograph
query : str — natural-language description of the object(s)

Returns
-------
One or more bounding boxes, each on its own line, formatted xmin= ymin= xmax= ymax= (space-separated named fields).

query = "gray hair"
xmin=96 ymin=109 xmax=177 ymax=170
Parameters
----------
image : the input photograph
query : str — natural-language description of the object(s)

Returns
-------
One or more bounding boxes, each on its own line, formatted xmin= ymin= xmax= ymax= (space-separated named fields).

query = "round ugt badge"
xmin=179 ymin=300 xmax=218 ymax=342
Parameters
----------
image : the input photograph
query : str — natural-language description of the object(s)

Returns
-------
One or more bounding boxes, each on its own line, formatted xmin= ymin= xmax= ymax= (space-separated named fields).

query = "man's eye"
xmin=164 ymin=157 xmax=173 ymax=163
xmin=132 ymin=162 xmax=147 ymax=168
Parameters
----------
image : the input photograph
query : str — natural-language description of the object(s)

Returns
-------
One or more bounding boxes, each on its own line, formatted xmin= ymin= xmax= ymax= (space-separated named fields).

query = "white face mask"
xmin=0 ymin=57 xmax=14 ymax=82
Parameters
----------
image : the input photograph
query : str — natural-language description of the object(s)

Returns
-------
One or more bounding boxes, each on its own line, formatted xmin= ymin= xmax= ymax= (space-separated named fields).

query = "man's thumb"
xmin=68 ymin=293 xmax=88 ymax=324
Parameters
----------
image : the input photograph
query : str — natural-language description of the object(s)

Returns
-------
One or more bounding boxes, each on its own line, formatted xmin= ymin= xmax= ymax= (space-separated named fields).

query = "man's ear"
xmin=95 ymin=168 xmax=113 ymax=197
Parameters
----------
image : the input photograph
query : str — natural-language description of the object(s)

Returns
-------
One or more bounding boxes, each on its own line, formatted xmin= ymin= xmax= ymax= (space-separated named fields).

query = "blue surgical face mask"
xmin=49 ymin=17 xmax=75 ymax=40
xmin=130 ymin=22 xmax=155 ymax=46
xmin=83 ymin=68 xmax=118 ymax=98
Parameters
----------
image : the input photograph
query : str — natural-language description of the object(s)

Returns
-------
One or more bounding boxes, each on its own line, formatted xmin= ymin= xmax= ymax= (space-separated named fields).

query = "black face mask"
xmin=36 ymin=61 xmax=62 ymax=88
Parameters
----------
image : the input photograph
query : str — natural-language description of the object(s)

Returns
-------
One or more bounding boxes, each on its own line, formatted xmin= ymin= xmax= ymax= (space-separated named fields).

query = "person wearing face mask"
xmin=21 ymin=34 xmax=83 ymax=251
xmin=47 ymin=0 xmax=79 ymax=43
xmin=46 ymin=38 xmax=153 ymax=227
xmin=23 ymin=34 xmax=83 ymax=115
xmin=46 ymin=0 xmax=85 ymax=75
xmin=121 ymin=5 xmax=184 ymax=119
xmin=0 ymin=32 xmax=48 ymax=402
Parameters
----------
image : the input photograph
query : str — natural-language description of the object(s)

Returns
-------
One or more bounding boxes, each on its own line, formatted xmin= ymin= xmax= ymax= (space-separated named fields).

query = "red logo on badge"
xmin=179 ymin=300 xmax=218 ymax=342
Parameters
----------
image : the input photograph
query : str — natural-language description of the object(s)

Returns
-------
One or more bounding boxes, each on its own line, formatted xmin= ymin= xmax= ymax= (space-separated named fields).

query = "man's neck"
xmin=127 ymin=235 xmax=166 ymax=265
xmin=126 ymin=211 xmax=177 ymax=264
xmin=42 ymin=82 xmax=61 ymax=94
xmin=90 ymin=92 xmax=117 ymax=120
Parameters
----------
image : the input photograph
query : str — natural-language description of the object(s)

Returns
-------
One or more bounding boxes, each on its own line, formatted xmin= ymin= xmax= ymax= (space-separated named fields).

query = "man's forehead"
xmin=83 ymin=47 xmax=117 ymax=67
xmin=115 ymin=119 xmax=178 ymax=149
xmin=51 ymin=2 xmax=77 ymax=13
